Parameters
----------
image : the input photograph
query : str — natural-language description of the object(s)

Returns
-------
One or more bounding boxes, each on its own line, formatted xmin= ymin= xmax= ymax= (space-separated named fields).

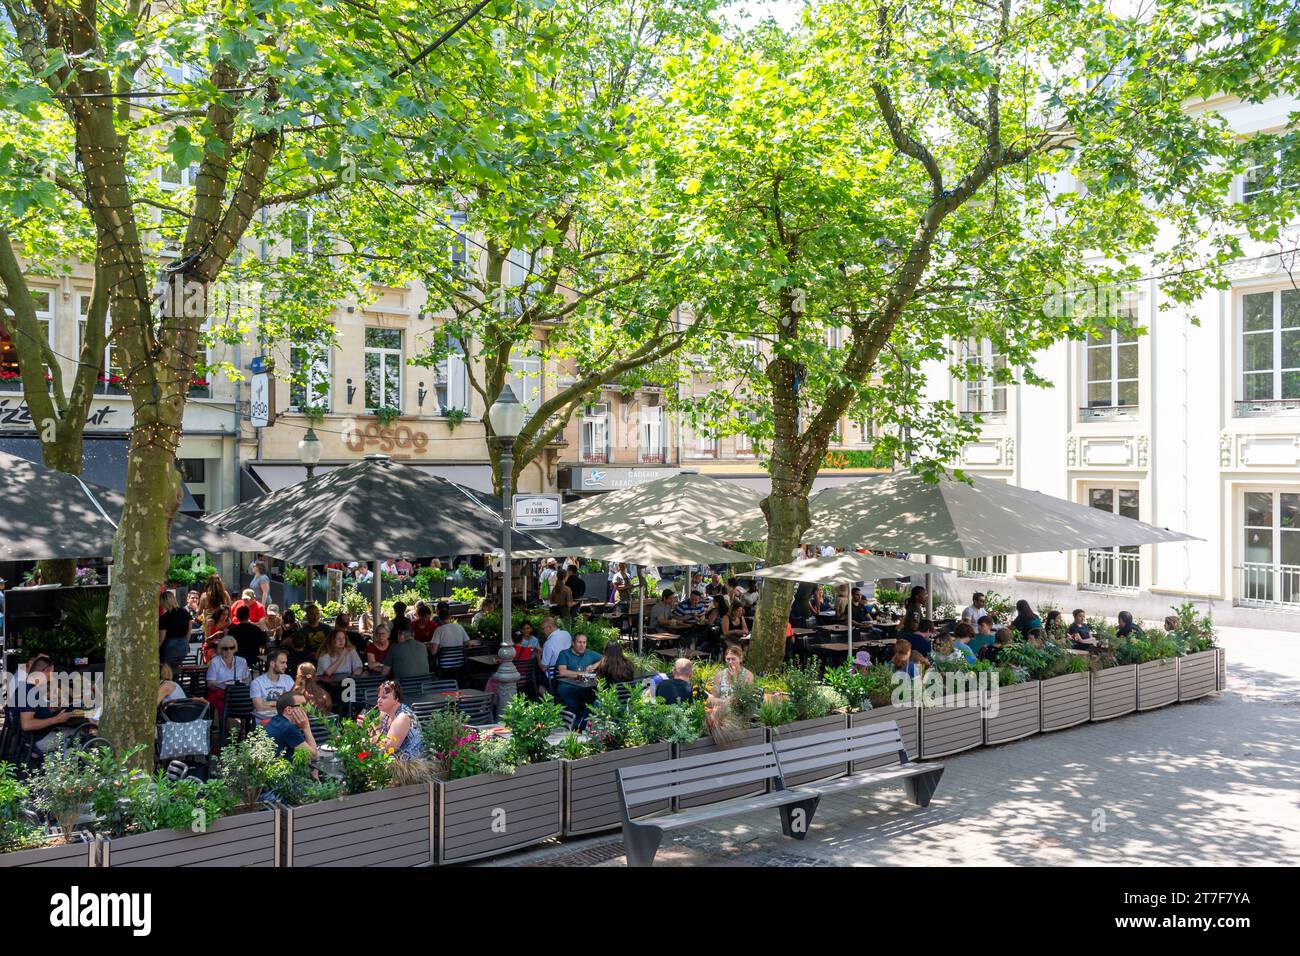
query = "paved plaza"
xmin=481 ymin=625 xmax=1300 ymax=867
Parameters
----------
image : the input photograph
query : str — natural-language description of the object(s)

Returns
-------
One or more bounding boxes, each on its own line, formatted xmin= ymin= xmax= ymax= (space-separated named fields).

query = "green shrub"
xmin=824 ymin=662 xmax=872 ymax=712
xmin=282 ymin=564 xmax=307 ymax=587
xmin=217 ymin=728 xmax=311 ymax=805
xmin=327 ymin=710 xmax=395 ymax=794
xmin=780 ymin=659 xmax=833 ymax=721
xmin=758 ymin=697 xmax=797 ymax=727
xmin=27 ymin=742 xmax=99 ymax=840
xmin=0 ymin=763 xmax=42 ymax=852
xmin=500 ymin=694 xmax=564 ymax=764
xmin=1166 ymin=602 xmax=1216 ymax=653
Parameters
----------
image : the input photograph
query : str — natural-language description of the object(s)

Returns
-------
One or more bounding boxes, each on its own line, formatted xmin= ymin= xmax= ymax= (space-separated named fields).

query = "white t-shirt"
xmin=318 ymin=648 xmax=362 ymax=678
xmin=250 ymin=672 xmax=295 ymax=719
xmin=540 ymin=629 xmax=573 ymax=670
xmin=433 ymin=621 xmax=469 ymax=650
xmin=961 ymin=605 xmax=989 ymax=624
xmin=206 ymin=655 xmax=249 ymax=687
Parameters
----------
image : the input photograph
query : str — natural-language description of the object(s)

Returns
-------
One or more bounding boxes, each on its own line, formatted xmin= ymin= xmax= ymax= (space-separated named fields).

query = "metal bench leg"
xmin=903 ymin=767 xmax=944 ymax=808
xmin=779 ymin=795 xmax=820 ymax=840
xmin=622 ymin=821 xmax=664 ymax=867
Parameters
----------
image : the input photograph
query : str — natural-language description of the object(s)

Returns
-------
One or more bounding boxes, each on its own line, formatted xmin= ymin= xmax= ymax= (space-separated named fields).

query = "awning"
xmin=713 ymin=472 xmax=886 ymax=495
xmin=0 ymin=434 xmax=202 ymax=513
xmin=247 ymin=461 xmax=496 ymax=495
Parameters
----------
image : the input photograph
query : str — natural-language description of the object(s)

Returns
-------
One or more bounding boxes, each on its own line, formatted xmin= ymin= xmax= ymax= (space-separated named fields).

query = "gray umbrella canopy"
xmin=0 ymin=451 xmax=267 ymax=560
xmin=207 ymin=455 xmax=554 ymax=564
xmin=753 ymin=551 xmax=946 ymax=584
xmin=564 ymin=472 xmax=763 ymax=538
xmin=514 ymin=528 xmax=755 ymax=566
xmin=721 ymin=472 xmax=1196 ymax=557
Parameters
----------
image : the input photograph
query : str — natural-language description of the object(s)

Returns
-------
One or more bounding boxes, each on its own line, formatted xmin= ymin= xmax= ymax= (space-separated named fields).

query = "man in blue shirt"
xmin=264 ymin=693 xmax=319 ymax=762
xmin=554 ymin=633 xmax=603 ymax=727
xmin=673 ymin=590 xmax=706 ymax=621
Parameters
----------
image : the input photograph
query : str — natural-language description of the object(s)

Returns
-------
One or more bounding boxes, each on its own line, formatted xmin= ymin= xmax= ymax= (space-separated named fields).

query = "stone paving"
xmin=477 ymin=625 xmax=1300 ymax=867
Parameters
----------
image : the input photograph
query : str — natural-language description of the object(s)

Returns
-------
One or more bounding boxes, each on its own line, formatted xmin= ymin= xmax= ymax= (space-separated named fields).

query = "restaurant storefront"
xmin=558 ymin=464 xmax=680 ymax=497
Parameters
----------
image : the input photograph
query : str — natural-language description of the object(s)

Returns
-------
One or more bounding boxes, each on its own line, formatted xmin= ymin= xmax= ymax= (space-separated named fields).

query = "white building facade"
xmin=922 ymin=93 xmax=1300 ymax=626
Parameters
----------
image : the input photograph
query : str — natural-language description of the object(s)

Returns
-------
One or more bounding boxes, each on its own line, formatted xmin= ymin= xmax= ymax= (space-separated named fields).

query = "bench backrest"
xmin=771 ymin=721 xmax=907 ymax=779
xmin=617 ymin=742 xmax=784 ymax=811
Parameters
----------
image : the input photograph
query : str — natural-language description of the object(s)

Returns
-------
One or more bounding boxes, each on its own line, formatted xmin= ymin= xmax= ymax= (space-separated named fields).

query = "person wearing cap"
xmin=230 ymin=588 xmax=266 ymax=626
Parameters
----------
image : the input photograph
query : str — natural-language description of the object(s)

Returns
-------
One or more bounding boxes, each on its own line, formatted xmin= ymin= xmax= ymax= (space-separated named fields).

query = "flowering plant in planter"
xmin=1165 ymin=602 xmax=1217 ymax=653
xmin=26 ymin=741 xmax=100 ymax=841
xmin=500 ymin=694 xmax=565 ymax=764
xmin=330 ymin=711 xmax=395 ymax=794
xmin=425 ymin=706 xmax=518 ymax=780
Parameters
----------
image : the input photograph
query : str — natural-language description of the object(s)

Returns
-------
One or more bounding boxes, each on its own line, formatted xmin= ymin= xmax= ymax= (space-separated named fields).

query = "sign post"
xmin=249 ymin=356 xmax=275 ymax=428
xmin=511 ymin=494 xmax=563 ymax=531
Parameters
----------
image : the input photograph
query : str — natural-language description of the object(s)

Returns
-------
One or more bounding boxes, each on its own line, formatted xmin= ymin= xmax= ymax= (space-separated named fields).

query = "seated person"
xmin=1044 ymin=610 xmax=1064 ymax=635
xmin=227 ymin=604 xmax=267 ymax=666
xmin=16 ymin=657 xmax=76 ymax=753
xmin=230 ymin=588 xmax=267 ymax=626
xmin=649 ymin=590 xmax=677 ymax=629
xmin=673 ymin=590 xmax=706 ymax=622
xmin=204 ymin=637 xmax=249 ymax=716
xmin=387 ymin=627 xmax=431 ymax=682
xmin=1116 ymin=610 xmax=1143 ymax=639
xmin=265 ymin=693 xmax=319 ymax=763
xmin=293 ymin=662 xmax=334 ymax=714
xmin=553 ymin=632 xmax=603 ymax=726
xmin=721 ymin=602 xmax=749 ymax=639
xmin=890 ymin=639 xmax=922 ymax=679
xmin=411 ymin=602 xmax=438 ymax=644
xmin=978 ymin=628 xmax=1015 ymax=663
xmin=371 ymin=680 xmax=422 ymax=761
xmin=300 ymin=604 xmax=332 ymax=653
xmin=654 ymin=658 xmax=694 ymax=704
xmin=430 ymin=601 xmax=469 ymax=659
xmin=1011 ymin=600 xmax=1044 ymax=637
xmin=317 ymin=629 xmax=363 ymax=685
xmin=158 ymin=663 xmax=188 ymax=706
xmin=949 ymin=622 xmax=977 ymax=664
xmin=250 ymin=650 xmax=295 ymax=724
xmin=851 ymin=649 xmax=874 ymax=675
xmin=906 ymin=619 xmax=936 ymax=657
xmin=365 ymin=624 xmax=393 ymax=676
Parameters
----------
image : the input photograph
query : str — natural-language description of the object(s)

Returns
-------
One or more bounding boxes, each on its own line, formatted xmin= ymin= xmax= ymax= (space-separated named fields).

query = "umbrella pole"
xmin=638 ymin=575 xmax=646 ymax=656
xmin=372 ymin=560 xmax=382 ymax=630
xmin=924 ymin=557 xmax=933 ymax=619
xmin=847 ymin=596 xmax=853 ymax=662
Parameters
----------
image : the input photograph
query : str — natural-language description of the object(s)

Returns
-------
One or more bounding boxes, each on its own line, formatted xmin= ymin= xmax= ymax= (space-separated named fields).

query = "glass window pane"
xmin=365 ymin=327 xmax=401 ymax=349
xmin=1281 ymin=329 xmax=1300 ymax=368
xmin=1087 ymin=382 xmax=1111 ymax=407
xmin=1281 ymin=289 xmax=1300 ymax=328
xmin=1243 ymin=332 xmax=1273 ymax=372
xmin=1243 ymin=372 xmax=1273 ymax=400
xmin=31 ymin=291 xmax=51 ymax=312
xmin=1243 ymin=292 xmax=1274 ymax=332
xmin=1281 ymin=530 xmax=1300 ymax=568
xmin=1118 ymin=489 xmax=1140 ymax=519
xmin=1087 ymin=345 xmax=1111 ymax=381
xmin=1089 ymin=488 xmax=1114 ymax=512
xmin=365 ymin=353 xmax=380 ymax=408
xmin=1282 ymin=494 xmax=1299 ymax=530
xmin=1244 ymin=492 xmax=1273 ymax=528
xmin=1117 ymin=343 xmax=1138 ymax=379
xmin=1116 ymin=327 xmax=1139 ymax=344
xmin=384 ymin=356 xmax=400 ymax=408
xmin=1117 ymin=379 xmax=1139 ymax=407
xmin=1244 ymin=529 xmax=1273 ymax=565
xmin=1283 ymin=370 xmax=1300 ymax=400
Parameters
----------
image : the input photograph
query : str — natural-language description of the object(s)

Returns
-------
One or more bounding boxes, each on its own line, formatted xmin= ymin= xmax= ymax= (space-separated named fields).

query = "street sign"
xmin=512 ymin=493 xmax=562 ymax=530
xmin=250 ymin=369 xmax=274 ymax=428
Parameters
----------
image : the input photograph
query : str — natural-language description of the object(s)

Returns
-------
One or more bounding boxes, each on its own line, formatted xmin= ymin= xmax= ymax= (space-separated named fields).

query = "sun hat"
xmin=854 ymin=650 xmax=872 ymax=667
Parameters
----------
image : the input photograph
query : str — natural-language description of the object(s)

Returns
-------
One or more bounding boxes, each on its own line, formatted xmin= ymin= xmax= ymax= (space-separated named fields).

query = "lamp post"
xmin=296 ymin=426 xmax=324 ymax=601
xmin=488 ymin=385 xmax=527 ymax=710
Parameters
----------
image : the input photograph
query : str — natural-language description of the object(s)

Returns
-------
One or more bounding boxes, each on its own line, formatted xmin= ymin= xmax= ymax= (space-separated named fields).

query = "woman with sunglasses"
xmin=370 ymin=680 xmax=422 ymax=761
xmin=204 ymin=636 xmax=249 ymax=719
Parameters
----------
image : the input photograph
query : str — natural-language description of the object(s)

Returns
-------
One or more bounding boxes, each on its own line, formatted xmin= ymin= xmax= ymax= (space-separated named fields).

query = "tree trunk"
xmin=100 ymin=407 xmax=184 ymax=767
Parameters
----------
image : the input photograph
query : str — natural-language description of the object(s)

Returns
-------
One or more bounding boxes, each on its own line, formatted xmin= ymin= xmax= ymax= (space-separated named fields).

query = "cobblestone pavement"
xmin=477 ymin=625 xmax=1300 ymax=867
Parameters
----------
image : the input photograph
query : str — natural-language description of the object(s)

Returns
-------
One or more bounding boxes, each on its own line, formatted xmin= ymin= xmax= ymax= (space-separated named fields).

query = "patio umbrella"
xmin=514 ymin=529 xmax=755 ymax=653
xmin=564 ymin=472 xmax=764 ymax=538
xmin=754 ymin=552 xmax=945 ymax=659
xmin=0 ymin=451 xmax=268 ymax=561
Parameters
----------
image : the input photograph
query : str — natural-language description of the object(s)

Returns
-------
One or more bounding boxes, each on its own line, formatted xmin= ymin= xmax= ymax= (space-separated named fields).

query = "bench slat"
xmin=779 ymin=741 xmax=906 ymax=776
xmin=617 ymin=742 xmax=774 ymax=781
xmin=636 ymin=788 xmax=815 ymax=831
xmin=788 ymin=762 xmax=942 ymax=797
xmin=621 ymin=750 xmax=780 ymax=795
xmin=623 ymin=765 xmax=786 ymax=807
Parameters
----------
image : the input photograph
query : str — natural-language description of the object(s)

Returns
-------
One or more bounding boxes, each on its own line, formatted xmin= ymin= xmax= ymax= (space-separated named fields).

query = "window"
xmin=364 ymin=327 xmax=403 ymax=412
xmin=1240 ymin=289 xmax=1300 ymax=410
xmin=961 ymin=338 xmax=1007 ymax=417
xmin=1242 ymin=140 xmax=1297 ymax=204
xmin=78 ymin=293 xmax=121 ymax=393
xmin=507 ymin=351 xmax=542 ymax=414
xmin=434 ymin=334 xmax=469 ymax=414
xmin=449 ymin=211 xmax=468 ymax=268
xmin=693 ymin=426 xmax=718 ymax=458
xmin=640 ymin=406 xmax=665 ymax=462
xmin=160 ymin=163 xmax=198 ymax=190
xmin=581 ymin=404 xmax=608 ymax=463
xmin=290 ymin=338 xmax=332 ymax=412
xmin=178 ymin=459 xmax=206 ymax=483
xmin=963 ymin=555 xmax=1007 ymax=577
xmin=1083 ymin=487 xmax=1140 ymax=590
xmin=0 ymin=288 xmax=54 ymax=390
xmin=289 ymin=209 xmax=330 ymax=260
xmin=1240 ymin=491 xmax=1300 ymax=607
xmin=1084 ymin=325 xmax=1139 ymax=411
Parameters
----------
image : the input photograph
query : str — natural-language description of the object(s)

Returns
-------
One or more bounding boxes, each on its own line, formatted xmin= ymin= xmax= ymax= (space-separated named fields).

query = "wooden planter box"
xmin=1091 ymin=665 xmax=1137 ymax=721
xmin=562 ymin=742 xmax=673 ymax=836
xmin=919 ymin=695 xmax=983 ymax=759
xmin=1217 ymin=648 xmax=1227 ymax=692
xmin=1137 ymin=658 xmax=1178 ymax=711
xmin=285 ymin=784 xmax=434 ymax=867
xmin=770 ymin=714 xmax=850 ymax=785
xmin=1178 ymin=650 xmax=1218 ymax=702
xmin=849 ymin=705 xmax=919 ymax=771
xmin=102 ymin=807 xmax=279 ymax=867
xmin=1039 ymin=671 xmax=1091 ymax=732
xmin=674 ymin=728 xmax=770 ymax=810
xmin=435 ymin=760 xmax=562 ymax=864
xmin=0 ymin=835 xmax=96 ymax=868
xmin=983 ymin=680 xmax=1041 ymax=746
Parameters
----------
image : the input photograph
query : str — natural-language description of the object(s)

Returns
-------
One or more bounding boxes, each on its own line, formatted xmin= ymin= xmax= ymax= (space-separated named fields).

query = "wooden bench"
xmin=615 ymin=742 xmax=821 ymax=867
xmin=770 ymin=722 xmax=944 ymax=811
xmin=614 ymin=720 xmax=944 ymax=866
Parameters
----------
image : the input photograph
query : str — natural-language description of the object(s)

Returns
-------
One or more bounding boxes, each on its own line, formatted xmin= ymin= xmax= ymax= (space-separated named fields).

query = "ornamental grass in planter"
xmin=431 ymin=697 xmax=564 ymax=864
xmin=561 ymin=684 xmax=704 ymax=836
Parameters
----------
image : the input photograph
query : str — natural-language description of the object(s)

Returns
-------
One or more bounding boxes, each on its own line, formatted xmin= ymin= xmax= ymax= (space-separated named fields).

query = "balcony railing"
xmin=1237 ymin=562 xmax=1300 ymax=610
xmin=1079 ymin=404 xmax=1139 ymax=422
xmin=1082 ymin=548 xmax=1140 ymax=591
xmin=961 ymin=409 xmax=1007 ymax=422
xmin=638 ymin=450 xmax=667 ymax=464
xmin=1235 ymin=398 xmax=1300 ymax=418
xmin=580 ymin=449 xmax=609 ymax=464
xmin=960 ymin=555 xmax=1007 ymax=578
